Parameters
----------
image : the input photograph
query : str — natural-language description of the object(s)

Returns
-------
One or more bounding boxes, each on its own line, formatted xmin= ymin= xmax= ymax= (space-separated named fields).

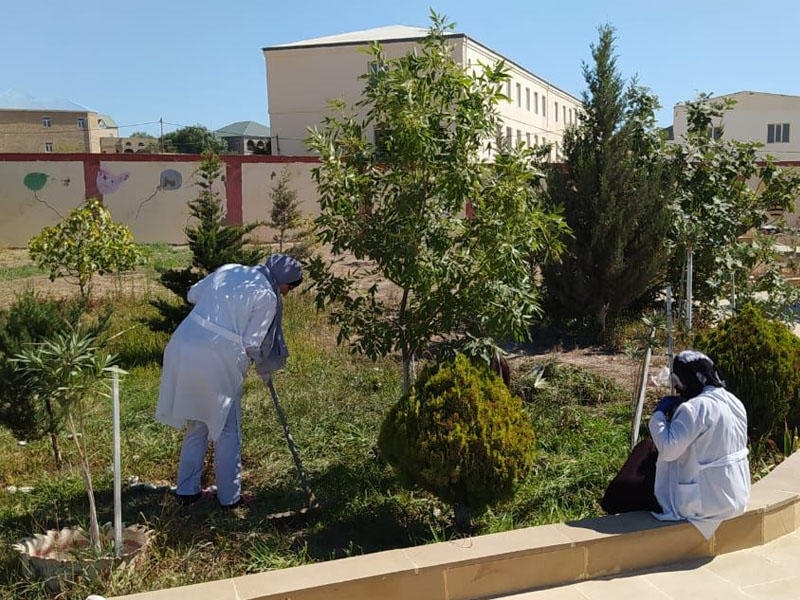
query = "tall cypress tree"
xmin=542 ymin=25 xmax=672 ymax=336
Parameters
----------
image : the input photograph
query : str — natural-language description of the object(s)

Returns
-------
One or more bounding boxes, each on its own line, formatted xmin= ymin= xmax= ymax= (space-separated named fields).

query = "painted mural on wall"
xmin=22 ymin=171 xmax=71 ymax=218
xmin=96 ymin=167 xmax=131 ymax=195
xmin=134 ymin=168 xmax=183 ymax=218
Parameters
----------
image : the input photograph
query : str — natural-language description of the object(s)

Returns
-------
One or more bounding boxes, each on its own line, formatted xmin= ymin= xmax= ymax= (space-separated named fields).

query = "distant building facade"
xmin=672 ymin=91 xmax=800 ymax=161
xmin=216 ymin=121 xmax=271 ymax=154
xmin=100 ymin=136 xmax=159 ymax=153
xmin=262 ymin=25 xmax=581 ymax=158
xmin=0 ymin=90 xmax=119 ymax=153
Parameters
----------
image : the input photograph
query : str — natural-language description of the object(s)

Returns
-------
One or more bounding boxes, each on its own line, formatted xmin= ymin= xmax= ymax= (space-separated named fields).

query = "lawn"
xmin=0 ymin=246 xmax=633 ymax=599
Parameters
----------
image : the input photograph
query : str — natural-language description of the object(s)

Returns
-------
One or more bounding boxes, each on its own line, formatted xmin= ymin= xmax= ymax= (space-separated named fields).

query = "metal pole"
xmin=686 ymin=248 xmax=693 ymax=331
xmin=666 ymin=285 xmax=674 ymax=395
xmin=112 ymin=368 xmax=122 ymax=557
xmin=267 ymin=379 xmax=317 ymax=508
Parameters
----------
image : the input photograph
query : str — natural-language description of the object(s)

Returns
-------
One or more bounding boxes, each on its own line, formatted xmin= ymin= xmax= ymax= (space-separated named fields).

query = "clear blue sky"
xmin=3 ymin=0 xmax=799 ymax=138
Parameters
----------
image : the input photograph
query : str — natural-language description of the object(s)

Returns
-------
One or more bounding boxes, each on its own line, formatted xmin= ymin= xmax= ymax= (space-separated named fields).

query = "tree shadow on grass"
xmin=0 ymin=458 xmax=447 ymax=591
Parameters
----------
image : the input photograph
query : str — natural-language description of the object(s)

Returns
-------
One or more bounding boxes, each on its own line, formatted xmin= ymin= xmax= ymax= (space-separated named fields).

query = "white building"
xmin=672 ymin=91 xmax=800 ymax=161
xmin=262 ymin=25 xmax=582 ymax=158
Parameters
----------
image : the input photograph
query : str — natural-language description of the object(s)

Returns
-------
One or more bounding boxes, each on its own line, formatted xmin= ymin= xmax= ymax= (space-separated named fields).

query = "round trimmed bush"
xmin=696 ymin=303 xmax=800 ymax=442
xmin=378 ymin=354 xmax=535 ymax=522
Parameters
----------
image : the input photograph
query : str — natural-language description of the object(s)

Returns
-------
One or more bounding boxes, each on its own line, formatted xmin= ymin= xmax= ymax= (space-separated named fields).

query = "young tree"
xmin=156 ymin=152 xmax=263 ymax=327
xmin=667 ymin=94 xmax=800 ymax=323
xmin=267 ymin=167 xmax=302 ymax=252
xmin=163 ymin=124 xmax=226 ymax=154
xmin=542 ymin=25 xmax=673 ymax=337
xmin=306 ymin=12 xmax=568 ymax=394
xmin=27 ymin=198 xmax=144 ymax=299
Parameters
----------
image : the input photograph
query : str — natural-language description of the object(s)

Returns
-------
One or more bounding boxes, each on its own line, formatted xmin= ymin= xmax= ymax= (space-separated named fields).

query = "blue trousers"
xmin=175 ymin=399 xmax=242 ymax=506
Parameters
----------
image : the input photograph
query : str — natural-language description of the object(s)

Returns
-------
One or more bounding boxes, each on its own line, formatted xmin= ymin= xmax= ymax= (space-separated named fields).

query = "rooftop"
xmin=265 ymin=25 xmax=434 ymax=50
xmin=0 ymin=89 xmax=96 ymax=113
xmin=215 ymin=120 xmax=270 ymax=138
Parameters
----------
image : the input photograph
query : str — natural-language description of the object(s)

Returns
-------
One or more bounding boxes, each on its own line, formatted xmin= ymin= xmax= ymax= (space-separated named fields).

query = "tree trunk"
xmin=68 ymin=415 xmax=101 ymax=552
xmin=49 ymin=432 xmax=63 ymax=470
xmin=454 ymin=502 xmax=472 ymax=532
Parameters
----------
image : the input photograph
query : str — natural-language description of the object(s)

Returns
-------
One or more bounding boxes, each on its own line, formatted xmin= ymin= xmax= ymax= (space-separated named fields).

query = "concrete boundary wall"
xmin=108 ymin=453 xmax=800 ymax=600
xmin=0 ymin=153 xmax=320 ymax=248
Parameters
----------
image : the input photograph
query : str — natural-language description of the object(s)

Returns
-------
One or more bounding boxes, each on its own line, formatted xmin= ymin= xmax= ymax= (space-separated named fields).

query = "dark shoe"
xmin=175 ymin=492 xmax=202 ymax=505
xmin=220 ymin=492 xmax=252 ymax=509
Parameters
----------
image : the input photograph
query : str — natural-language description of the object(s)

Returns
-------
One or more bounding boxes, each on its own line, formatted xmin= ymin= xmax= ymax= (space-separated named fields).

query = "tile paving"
xmin=503 ymin=529 xmax=800 ymax=600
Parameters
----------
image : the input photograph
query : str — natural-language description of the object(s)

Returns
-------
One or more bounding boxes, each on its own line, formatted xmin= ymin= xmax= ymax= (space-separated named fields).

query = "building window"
xmin=42 ymin=116 xmax=51 ymax=128
xmin=767 ymin=123 xmax=790 ymax=143
xmin=506 ymin=80 xmax=512 ymax=99
xmin=505 ymin=126 xmax=512 ymax=148
xmin=563 ymin=105 xmax=567 ymax=124
xmin=542 ymin=98 xmax=546 ymax=117
xmin=534 ymin=92 xmax=539 ymax=114
xmin=374 ymin=128 xmax=390 ymax=159
xmin=77 ymin=117 xmax=86 ymax=129
xmin=526 ymin=132 xmax=531 ymax=146
xmin=525 ymin=88 xmax=530 ymax=111
xmin=45 ymin=141 xmax=53 ymax=152
xmin=555 ymin=102 xmax=559 ymax=121
xmin=367 ymin=61 xmax=386 ymax=84
xmin=516 ymin=83 xmax=521 ymax=107
xmin=535 ymin=134 xmax=539 ymax=145
xmin=517 ymin=129 xmax=522 ymax=144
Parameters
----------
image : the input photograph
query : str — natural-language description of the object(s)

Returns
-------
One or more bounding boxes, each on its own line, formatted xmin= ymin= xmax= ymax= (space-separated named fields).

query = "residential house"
xmin=262 ymin=25 xmax=581 ymax=158
xmin=215 ymin=120 xmax=271 ymax=154
xmin=672 ymin=91 xmax=800 ymax=161
xmin=0 ymin=90 xmax=119 ymax=153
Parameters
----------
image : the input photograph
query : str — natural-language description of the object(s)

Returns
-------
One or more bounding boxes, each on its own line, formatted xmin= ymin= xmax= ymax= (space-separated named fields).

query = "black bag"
xmin=600 ymin=437 xmax=662 ymax=514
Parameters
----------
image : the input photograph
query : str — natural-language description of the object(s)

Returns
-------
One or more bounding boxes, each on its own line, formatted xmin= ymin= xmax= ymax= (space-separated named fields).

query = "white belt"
xmin=189 ymin=313 xmax=242 ymax=347
xmin=698 ymin=447 xmax=748 ymax=471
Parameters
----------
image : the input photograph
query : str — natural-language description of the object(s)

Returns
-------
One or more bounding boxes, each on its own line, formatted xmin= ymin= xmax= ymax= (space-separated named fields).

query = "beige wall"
xmin=99 ymin=160 xmax=199 ymax=244
xmin=0 ymin=160 xmax=87 ymax=247
xmin=0 ymin=156 xmax=319 ymax=248
xmin=265 ymin=40 xmax=421 ymax=156
xmin=264 ymin=34 xmax=582 ymax=158
xmin=673 ymin=92 xmax=800 ymax=161
xmin=242 ymin=161 xmax=319 ymax=242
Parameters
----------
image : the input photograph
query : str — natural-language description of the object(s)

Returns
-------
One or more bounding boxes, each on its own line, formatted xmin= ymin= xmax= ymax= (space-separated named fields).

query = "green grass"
xmin=0 ymin=275 xmax=635 ymax=599
xmin=137 ymin=243 xmax=193 ymax=274
xmin=0 ymin=265 xmax=46 ymax=281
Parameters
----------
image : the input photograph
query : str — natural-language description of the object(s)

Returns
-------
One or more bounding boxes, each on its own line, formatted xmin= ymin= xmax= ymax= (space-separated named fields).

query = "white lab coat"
xmin=156 ymin=264 xmax=277 ymax=441
xmin=648 ymin=386 xmax=750 ymax=539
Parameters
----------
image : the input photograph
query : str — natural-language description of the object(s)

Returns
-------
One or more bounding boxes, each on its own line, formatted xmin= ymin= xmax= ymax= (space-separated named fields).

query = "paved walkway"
xmin=504 ymin=529 xmax=800 ymax=600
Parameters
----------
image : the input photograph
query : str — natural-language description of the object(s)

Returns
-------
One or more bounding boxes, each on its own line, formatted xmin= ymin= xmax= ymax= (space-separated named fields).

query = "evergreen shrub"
xmin=0 ymin=291 xmax=85 ymax=440
xmin=378 ymin=354 xmax=535 ymax=520
xmin=696 ymin=303 xmax=800 ymax=441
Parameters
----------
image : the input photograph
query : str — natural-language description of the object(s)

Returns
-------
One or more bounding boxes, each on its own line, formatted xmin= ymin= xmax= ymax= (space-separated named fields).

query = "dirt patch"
xmin=0 ymin=247 xmax=648 ymax=391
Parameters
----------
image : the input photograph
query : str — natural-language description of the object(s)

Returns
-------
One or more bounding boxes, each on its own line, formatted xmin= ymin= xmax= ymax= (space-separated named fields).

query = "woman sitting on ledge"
xmin=648 ymin=350 xmax=750 ymax=539
xmin=601 ymin=350 xmax=750 ymax=539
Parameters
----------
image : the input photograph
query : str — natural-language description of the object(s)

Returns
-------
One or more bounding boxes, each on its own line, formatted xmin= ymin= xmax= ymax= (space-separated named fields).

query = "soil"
xmin=0 ymin=247 xmax=647 ymax=392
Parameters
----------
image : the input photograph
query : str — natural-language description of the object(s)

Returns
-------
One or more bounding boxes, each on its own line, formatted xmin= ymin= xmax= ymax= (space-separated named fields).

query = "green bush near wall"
xmin=697 ymin=304 xmax=800 ymax=442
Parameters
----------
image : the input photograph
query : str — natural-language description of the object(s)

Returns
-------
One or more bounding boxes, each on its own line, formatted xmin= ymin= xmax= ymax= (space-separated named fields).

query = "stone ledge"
xmin=110 ymin=452 xmax=800 ymax=600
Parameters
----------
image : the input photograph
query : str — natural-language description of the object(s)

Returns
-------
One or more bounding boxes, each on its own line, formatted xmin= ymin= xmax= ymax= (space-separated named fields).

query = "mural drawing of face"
xmin=96 ymin=168 xmax=130 ymax=195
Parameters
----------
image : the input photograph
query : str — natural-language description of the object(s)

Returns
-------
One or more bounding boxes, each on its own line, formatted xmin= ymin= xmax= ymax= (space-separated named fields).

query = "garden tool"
xmin=265 ymin=378 xmax=319 ymax=518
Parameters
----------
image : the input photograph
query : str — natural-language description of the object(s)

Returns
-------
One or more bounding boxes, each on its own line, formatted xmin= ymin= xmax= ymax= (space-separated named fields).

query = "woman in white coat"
xmin=649 ymin=350 xmax=750 ymax=539
xmin=156 ymin=254 xmax=303 ymax=507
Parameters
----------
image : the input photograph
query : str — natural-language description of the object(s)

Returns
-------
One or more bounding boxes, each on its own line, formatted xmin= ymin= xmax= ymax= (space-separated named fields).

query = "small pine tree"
xmin=268 ymin=167 xmax=301 ymax=252
xmin=155 ymin=152 xmax=264 ymax=329
xmin=266 ymin=167 xmax=315 ymax=259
